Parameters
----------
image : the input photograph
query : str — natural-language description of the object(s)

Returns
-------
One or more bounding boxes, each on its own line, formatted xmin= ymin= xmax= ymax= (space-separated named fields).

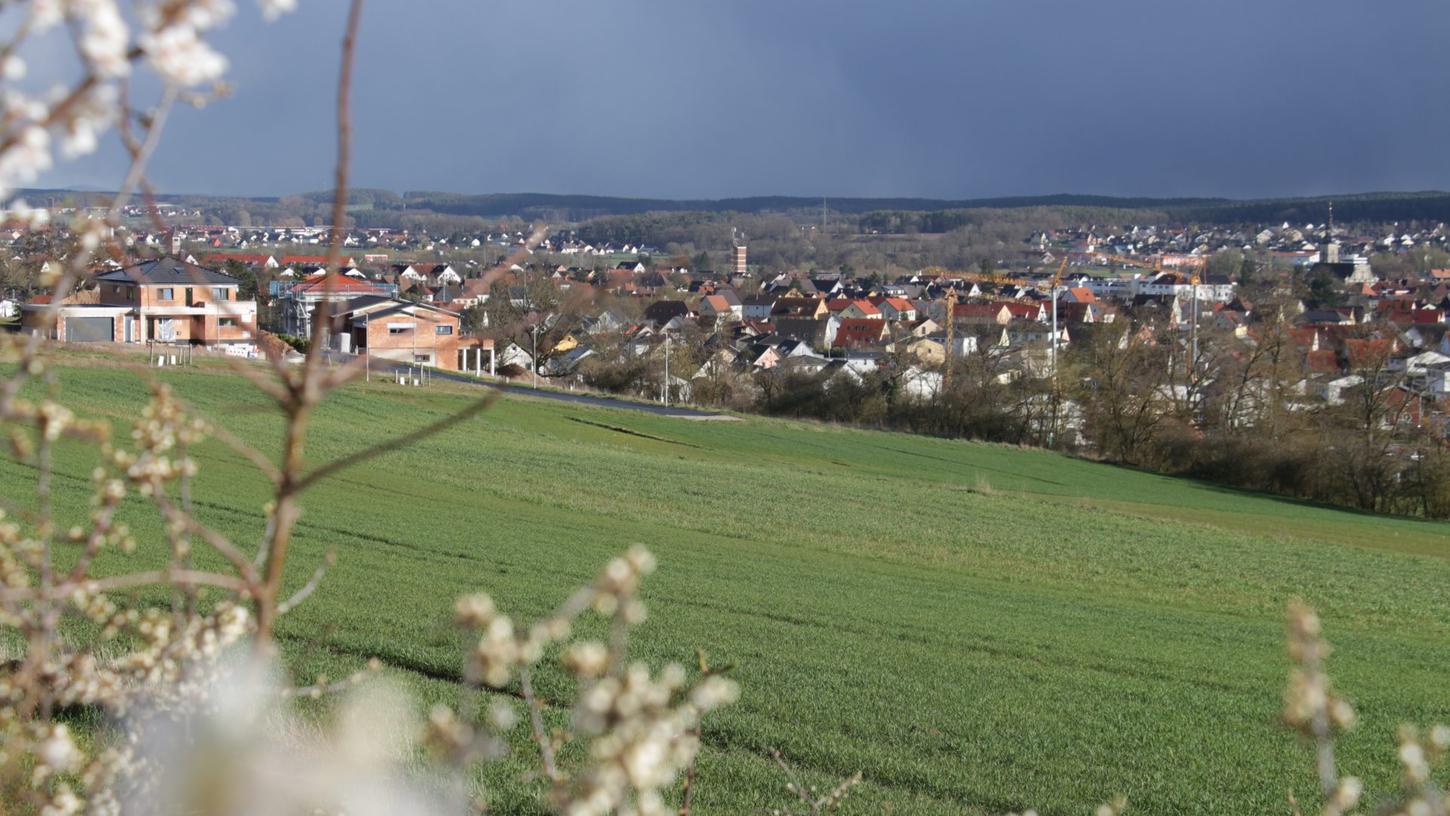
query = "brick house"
xmin=24 ymin=258 xmax=257 ymax=348
xmin=327 ymin=295 xmax=490 ymax=372
xmin=832 ymin=318 xmax=890 ymax=349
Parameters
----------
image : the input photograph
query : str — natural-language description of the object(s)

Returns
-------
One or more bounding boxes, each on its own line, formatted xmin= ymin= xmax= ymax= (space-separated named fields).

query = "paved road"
xmin=385 ymin=363 xmax=729 ymax=419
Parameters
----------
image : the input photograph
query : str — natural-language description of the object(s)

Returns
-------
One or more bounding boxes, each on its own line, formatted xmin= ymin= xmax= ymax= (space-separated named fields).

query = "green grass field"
xmin=6 ymin=352 xmax=1450 ymax=814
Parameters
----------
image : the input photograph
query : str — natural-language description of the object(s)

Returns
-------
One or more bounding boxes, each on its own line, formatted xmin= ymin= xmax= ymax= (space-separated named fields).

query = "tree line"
xmin=575 ymin=306 xmax=1449 ymax=519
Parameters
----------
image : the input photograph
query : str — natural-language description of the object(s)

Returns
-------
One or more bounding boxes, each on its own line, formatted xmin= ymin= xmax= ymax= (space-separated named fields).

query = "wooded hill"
xmin=23 ymin=187 xmax=1450 ymax=229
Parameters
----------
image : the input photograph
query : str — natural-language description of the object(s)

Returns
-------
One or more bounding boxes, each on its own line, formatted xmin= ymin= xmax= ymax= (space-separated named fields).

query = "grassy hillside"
xmin=6 ymin=353 xmax=1450 ymax=814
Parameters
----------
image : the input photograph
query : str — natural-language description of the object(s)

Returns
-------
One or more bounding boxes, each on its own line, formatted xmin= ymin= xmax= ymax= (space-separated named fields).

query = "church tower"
xmin=1320 ymin=202 xmax=1340 ymax=264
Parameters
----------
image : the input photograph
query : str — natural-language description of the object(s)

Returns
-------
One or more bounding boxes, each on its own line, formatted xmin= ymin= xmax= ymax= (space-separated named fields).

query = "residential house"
xmin=1314 ymin=374 xmax=1364 ymax=405
xmin=773 ymin=317 xmax=834 ymax=349
xmin=498 ymin=342 xmax=534 ymax=373
xmin=829 ymin=298 xmax=883 ymax=320
xmin=699 ymin=292 xmax=743 ymax=322
xmin=901 ymin=366 xmax=944 ymax=400
xmin=953 ymin=303 xmax=1013 ymax=326
xmin=326 ymin=295 xmax=472 ymax=370
xmin=832 ymin=318 xmax=890 ymax=349
xmin=1426 ymin=361 xmax=1450 ymax=398
xmin=771 ymin=296 xmax=828 ymax=320
xmin=644 ymin=300 xmax=691 ymax=327
xmin=26 ymin=258 xmax=257 ymax=348
xmin=585 ymin=309 xmax=629 ymax=335
xmin=742 ymin=295 xmax=778 ymax=321
xmin=872 ymin=297 xmax=918 ymax=321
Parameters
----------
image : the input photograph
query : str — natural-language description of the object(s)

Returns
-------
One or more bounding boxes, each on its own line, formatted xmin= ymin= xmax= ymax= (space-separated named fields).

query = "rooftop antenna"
xmin=822 ymin=197 xmax=828 ymax=230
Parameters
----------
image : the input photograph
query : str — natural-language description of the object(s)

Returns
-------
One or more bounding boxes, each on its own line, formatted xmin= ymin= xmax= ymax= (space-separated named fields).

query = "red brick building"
xmin=327 ymin=295 xmax=492 ymax=373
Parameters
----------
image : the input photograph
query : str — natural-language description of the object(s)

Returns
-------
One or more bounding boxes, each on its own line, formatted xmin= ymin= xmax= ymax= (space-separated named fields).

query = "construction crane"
xmin=980 ymin=269 xmax=1034 ymax=288
xmin=1049 ymin=255 xmax=1068 ymax=377
xmin=1101 ymin=253 xmax=1165 ymax=273
xmin=942 ymin=284 xmax=958 ymax=395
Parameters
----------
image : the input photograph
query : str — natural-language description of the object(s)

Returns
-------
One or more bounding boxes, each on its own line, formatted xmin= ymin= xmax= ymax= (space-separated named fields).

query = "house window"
xmin=213 ymin=287 xmax=229 ymax=300
xmin=158 ymin=288 xmax=174 ymax=300
xmin=413 ymin=353 xmax=432 ymax=363
xmin=389 ymin=326 xmax=411 ymax=335
xmin=126 ymin=286 xmax=135 ymax=300
xmin=435 ymin=325 xmax=453 ymax=335
xmin=219 ymin=318 xmax=237 ymax=328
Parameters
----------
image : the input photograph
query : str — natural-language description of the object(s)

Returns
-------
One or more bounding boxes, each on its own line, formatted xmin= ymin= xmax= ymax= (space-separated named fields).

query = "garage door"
xmin=66 ymin=316 xmax=113 ymax=342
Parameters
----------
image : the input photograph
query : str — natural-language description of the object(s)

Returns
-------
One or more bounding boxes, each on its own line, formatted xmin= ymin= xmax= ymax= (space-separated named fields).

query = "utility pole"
xmin=942 ymin=280 xmax=958 ymax=396
xmin=662 ymin=333 xmax=670 ymax=405
xmin=1049 ymin=256 xmax=1067 ymax=446
xmin=1189 ymin=265 xmax=1201 ymax=381
xmin=364 ymin=309 xmax=370 ymax=382
xmin=531 ymin=322 xmax=539 ymax=389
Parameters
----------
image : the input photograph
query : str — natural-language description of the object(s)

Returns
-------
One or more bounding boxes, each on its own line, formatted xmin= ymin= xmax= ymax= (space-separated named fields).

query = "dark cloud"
xmin=36 ymin=0 xmax=1450 ymax=199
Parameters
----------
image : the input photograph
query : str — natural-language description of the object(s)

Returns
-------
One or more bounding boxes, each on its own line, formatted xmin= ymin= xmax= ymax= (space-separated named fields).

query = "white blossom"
xmin=259 ymin=0 xmax=296 ymax=22
xmin=0 ymin=125 xmax=53 ymax=195
xmin=2 ymin=55 xmax=26 ymax=81
xmin=76 ymin=0 xmax=131 ymax=77
xmin=30 ymin=0 xmax=63 ymax=31
xmin=37 ymin=724 xmax=80 ymax=773
xmin=140 ymin=25 xmax=228 ymax=86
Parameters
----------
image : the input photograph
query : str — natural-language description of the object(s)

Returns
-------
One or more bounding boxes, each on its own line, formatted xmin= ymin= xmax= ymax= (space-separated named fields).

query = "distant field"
xmin=5 ymin=352 xmax=1450 ymax=815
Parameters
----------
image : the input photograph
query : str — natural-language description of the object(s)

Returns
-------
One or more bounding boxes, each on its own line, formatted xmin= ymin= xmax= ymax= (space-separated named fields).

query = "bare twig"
xmin=520 ymin=666 xmax=561 ymax=783
xmin=0 ymin=570 xmax=252 ymax=603
xmin=276 ymin=550 xmax=335 ymax=616
xmin=255 ymin=0 xmax=365 ymax=644
xmin=293 ymin=389 xmax=498 ymax=493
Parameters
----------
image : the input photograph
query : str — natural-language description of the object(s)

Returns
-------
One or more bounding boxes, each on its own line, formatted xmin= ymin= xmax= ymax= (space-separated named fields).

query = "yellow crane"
xmin=981 ymin=269 xmax=1034 ymax=288
xmin=942 ymin=284 xmax=957 ymax=395
xmin=1049 ymin=255 xmax=1068 ymax=372
xmin=1102 ymin=253 xmax=1202 ymax=285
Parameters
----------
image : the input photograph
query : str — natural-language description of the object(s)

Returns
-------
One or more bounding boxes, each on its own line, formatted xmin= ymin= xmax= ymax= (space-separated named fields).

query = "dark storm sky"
xmin=38 ymin=0 xmax=1450 ymax=199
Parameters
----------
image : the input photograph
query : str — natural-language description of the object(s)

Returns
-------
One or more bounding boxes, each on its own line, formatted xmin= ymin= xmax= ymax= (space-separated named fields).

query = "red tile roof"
xmin=1304 ymin=349 xmax=1339 ymax=374
xmin=204 ymin=253 xmax=274 ymax=266
xmin=832 ymin=318 xmax=889 ymax=347
xmin=290 ymin=273 xmax=387 ymax=294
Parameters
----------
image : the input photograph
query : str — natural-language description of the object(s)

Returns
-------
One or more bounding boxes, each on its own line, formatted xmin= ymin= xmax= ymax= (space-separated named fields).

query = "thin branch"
xmin=173 ymin=394 xmax=282 ymax=484
xmin=292 ymin=389 xmax=498 ymax=493
xmin=520 ymin=666 xmax=560 ymax=782
xmin=255 ymin=0 xmax=364 ymax=643
xmin=276 ymin=550 xmax=334 ymax=616
xmin=152 ymin=491 xmax=263 ymax=591
xmin=297 ymin=0 xmax=364 ymax=400
xmin=0 ymin=570 xmax=251 ymax=604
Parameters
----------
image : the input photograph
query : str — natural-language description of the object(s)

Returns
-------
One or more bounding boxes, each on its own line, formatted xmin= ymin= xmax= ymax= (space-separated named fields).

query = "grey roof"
xmin=97 ymin=258 xmax=238 ymax=286
xmin=339 ymin=295 xmax=459 ymax=319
